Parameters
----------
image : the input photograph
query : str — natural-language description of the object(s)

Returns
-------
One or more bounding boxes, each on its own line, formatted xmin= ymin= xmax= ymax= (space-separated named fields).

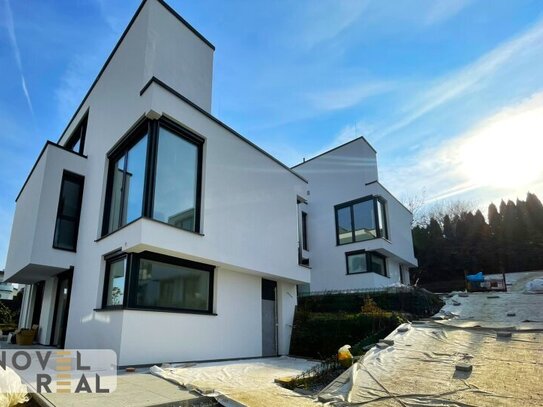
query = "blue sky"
xmin=2 ymin=0 xmax=543 ymax=268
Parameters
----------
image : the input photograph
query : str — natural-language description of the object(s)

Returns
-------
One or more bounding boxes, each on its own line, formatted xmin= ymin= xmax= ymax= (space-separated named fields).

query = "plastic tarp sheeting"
xmin=437 ymin=292 xmax=543 ymax=324
xmin=150 ymin=356 xmax=320 ymax=407
xmin=525 ymin=278 xmax=543 ymax=294
xmin=341 ymin=322 xmax=542 ymax=406
xmin=466 ymin=272 xmax=484 ymax=282
xmin=322 ymin=290 xmax=543 ymax=406
xmin=0 ymin=367 xmax=29 ymax=407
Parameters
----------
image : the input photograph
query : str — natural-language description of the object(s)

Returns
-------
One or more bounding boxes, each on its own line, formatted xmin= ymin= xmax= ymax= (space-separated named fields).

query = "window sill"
xmin=346 ymin=271 xmax=390 ymax=278
xmin=52 ymin=245 xmax=77 ymax=253
xmin=337 ymin=236 xmax=391 ymax=247
xmin=95 ymin=216 xmax=205 ymax=243
xmin=298 ymin=263 xmax=312 ymax=269
xmin=144 ymin=216 xmax=205 ymax=237
xmin=94 ymin=306 xmax=217 ymax=316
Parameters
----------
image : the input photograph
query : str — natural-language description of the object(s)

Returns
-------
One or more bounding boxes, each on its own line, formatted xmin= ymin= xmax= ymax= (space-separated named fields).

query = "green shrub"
xmin=298 ymin=288 xmax=443 ymax=317
xmin=290 ymin=310 xmax=404 ymax=359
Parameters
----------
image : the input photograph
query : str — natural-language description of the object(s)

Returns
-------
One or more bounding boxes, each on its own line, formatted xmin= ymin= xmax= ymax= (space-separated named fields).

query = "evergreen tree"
xmin=412 ymin=193 xmax=543 ymax=290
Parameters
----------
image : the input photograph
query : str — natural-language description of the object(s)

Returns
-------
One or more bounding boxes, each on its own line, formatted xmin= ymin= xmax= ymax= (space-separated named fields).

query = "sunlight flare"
xmin=459 ymin=96 xmax=543 ymax=188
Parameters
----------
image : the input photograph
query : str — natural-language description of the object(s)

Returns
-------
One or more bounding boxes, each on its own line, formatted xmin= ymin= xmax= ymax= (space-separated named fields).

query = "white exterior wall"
xmin=144 ymin=1 xmax=214 ymax=112
xmin=5 ymin=144 xmax=86 ymax=283
xmin=117 ymin=268 xmax=261 ymax=365
xmin=1 ymin=0 xmax=307 ymax=362
xmin=294 ymin=138 xmax=417 ymax=292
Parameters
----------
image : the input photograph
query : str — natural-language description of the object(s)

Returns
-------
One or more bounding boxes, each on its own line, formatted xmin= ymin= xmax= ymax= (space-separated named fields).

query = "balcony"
xmin=4 ymin=142 xmax=87 ymax=283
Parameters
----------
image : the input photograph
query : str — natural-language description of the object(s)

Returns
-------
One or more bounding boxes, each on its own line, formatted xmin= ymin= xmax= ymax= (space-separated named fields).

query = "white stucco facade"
xmin=293 ymin=138 xmax=418 ymax=293
xmin=4 ymin=0 xmax=416 ymax=365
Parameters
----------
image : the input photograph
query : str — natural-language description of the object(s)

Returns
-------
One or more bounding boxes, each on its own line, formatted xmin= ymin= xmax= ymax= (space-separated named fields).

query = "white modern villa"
xmin=4 ymin=0 xmax=416 ymax=365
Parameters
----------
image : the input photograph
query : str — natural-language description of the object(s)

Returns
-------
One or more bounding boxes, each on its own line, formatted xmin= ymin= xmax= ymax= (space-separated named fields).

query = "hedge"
xmin=297 ymin=288 xmax=443 ymax=318
xmin=290 ymin=310 xmax=404 ymax=359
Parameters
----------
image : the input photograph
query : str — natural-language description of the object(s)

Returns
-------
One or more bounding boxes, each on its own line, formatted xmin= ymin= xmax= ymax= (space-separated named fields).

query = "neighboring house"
xmin=0 ymin=271 xmax=16 ymax=300
xmin=3 ymin=0 xmax=416 ymax=364
xmin=293 ymin=139 xmax=417 ymax=293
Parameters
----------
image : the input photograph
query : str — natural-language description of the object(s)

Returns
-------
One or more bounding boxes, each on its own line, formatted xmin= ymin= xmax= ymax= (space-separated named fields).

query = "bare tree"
xmin=403 ymin=190 xmax=477 ymax=228
xmin=402 ymin=190 xmax=427 ymax=227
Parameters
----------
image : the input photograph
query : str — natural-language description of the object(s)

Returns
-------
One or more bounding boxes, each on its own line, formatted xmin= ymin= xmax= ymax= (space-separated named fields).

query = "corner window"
xmin=335 ymin=196 xmax=388 ymax=245
xmin=102 ymin=119 xmax=203 ymax=235
xmin=104 ymin=255 xmax=127 ymax=307
xmin=107 ymin=133 xmax=149 ymax=232
xmin=153 ymin=127 xmax=199 ymax=229
xmin=53 ymin=171 xmax=84 ymax=251
xmin=346 ymin=250 xmax=387 ymax=277
xmin=65 ymin=114 xmax=88 ymax=155
xmin=102 ymin=252 xmax=214 ymax=313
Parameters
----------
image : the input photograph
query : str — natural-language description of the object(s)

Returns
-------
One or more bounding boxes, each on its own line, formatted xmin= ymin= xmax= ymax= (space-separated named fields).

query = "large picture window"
xmin=102 ymin=251 xmax=214 ymax=314
xmin=103 ymin=119 xmax=203 ymax=235
xmin=135 ymin=258 xmax=211 ymax=312
xmin=335 ymin=196 xmax=388 ymax=245
xmin=53 ymin=171 xmax=84 ymax=251
xmin=346 ymin=250 xmax=387 ymax=277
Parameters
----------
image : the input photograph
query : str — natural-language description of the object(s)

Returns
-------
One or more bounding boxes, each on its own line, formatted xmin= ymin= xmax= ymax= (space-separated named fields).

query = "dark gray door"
xmin=261 ymin=279 xmax=278 ymax=357
xmin=51 ymin=269 xmax=73 ymax=348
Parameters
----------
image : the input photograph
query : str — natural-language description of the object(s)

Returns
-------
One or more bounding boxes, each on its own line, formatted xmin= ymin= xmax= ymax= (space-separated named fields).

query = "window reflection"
xmin=153 ymin=127 xmax=198 ymax=232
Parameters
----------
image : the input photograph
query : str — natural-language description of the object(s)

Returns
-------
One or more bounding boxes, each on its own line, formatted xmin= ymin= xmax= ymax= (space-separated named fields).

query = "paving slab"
xmin=32 ymin=370 xmax=216 ymax=407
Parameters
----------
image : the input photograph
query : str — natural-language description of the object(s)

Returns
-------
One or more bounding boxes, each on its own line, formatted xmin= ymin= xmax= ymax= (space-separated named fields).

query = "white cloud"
xmin=295 ymin=0 xmax=369 ymax=49
xmin=375 ymin=14 xmax=543 ymax=142
xmin=307 ymin=81 xmax=394 ymax=111
xmin=3 ymin=0 xmax=34 ymax=119
xmin=424 ymin=0 xmax=471 ymax=26
xmin=55 ymin=54 xmax=98 ymax=121
xmin=381 ymin=92 xmax=543 ymax=204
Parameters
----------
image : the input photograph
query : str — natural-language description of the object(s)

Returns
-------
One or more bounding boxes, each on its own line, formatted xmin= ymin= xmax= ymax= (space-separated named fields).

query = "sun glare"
xmin=459 ymin=101 xmax=543 ymax=188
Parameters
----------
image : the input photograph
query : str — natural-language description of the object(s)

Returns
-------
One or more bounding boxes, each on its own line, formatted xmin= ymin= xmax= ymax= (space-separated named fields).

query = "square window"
xmin=335 ymin=196 xmax=388 ymax=245
xmin=346 ymin=252 xmax=367 ymax=274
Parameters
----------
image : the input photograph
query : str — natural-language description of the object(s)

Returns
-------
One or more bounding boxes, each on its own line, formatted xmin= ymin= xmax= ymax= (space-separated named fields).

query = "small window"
xmin=346 ymin=250 xmax=387 ymax=277
xmin=335 ymin=196 xmax=388 ymax=245
xmin=301 ymin=211 xmax=308 ymax=251
xmin=53 ymin=171 xmax=84 ymax=251
xmin=65 ymin=114 xmax=88 ymax=155
xmin=104 ymin=256 xmax=126 ymax=307
xmin=346 ymin=252 xmax=367 ymax=274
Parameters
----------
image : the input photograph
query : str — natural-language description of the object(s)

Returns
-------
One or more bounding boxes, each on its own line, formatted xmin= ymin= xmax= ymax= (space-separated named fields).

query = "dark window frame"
xmin=65 ymin=113 xmax=88 ymax=155
xmin=101 ymin=251 xmax=215 ymax=315
xmin=334 ymin=195 xmax=388 ymax=245
xmin=101 ymin=117 xmax=204 ymax=236
xmin=345 ymin=250 xmax=388 ymax=277
xmin=102 ymin=251 xmax=129 ymax=310
xmin=301 ymin=211 xmax=308 ymax=251
xmin=52 ymin=170 xmax=85 ymax=252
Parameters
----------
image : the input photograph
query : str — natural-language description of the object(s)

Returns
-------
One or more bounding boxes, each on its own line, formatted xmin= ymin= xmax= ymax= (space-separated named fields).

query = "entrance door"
xmin=51 ymin=269 xmax=73 ymax=348
xmin=261 ymin=279 xmax=278 ymax=357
